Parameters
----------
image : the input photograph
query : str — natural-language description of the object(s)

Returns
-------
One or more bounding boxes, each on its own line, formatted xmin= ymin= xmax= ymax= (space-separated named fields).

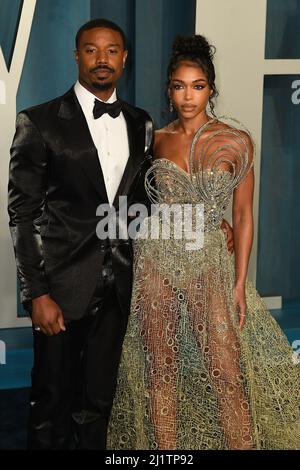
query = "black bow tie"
xmin=93 ymin=99 xmax=122 ymax=119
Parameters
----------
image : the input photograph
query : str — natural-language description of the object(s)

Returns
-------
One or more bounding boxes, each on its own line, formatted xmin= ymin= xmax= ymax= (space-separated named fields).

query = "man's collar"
xmin=74 ymin=80 xmax=117 ymax=108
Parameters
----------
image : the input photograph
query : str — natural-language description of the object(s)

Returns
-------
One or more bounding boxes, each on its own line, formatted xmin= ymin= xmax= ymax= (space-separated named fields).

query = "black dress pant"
xmin=27 ymin=252 xmax=128 ymax=449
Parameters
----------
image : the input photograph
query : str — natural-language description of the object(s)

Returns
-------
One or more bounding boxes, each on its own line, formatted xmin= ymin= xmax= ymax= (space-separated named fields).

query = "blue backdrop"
xmin=0 ymin=0 xmax=23 ymax=70
xmin=257 ymin=0 xmax=300 ymax=299
xmin=16 ymin=0 xmax=196 ymax=126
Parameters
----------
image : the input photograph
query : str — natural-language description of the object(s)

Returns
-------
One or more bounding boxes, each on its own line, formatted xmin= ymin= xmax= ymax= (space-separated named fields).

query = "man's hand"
xmin=32 ymin=294 xmax=66 ymax=336
xmin=221 ymin=219 xmax=234 ymax=254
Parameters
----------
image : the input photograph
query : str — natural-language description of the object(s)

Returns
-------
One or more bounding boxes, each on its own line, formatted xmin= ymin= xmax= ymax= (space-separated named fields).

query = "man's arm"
xmin=8 ymin=112 xmax=50 ymax=302
xmin=8 ymin=112 xmax=65 ymax=335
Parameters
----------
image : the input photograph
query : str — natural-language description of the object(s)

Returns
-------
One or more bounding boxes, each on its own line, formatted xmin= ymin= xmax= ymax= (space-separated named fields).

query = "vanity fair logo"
xmin=0 ymin=0 xmax=37 ymax=329
xmin=95 ymin=196 xmax=204 ymax=251
xmin=0 ymin=340 xmax=6 ymax=365
xmin=291 ymin=80 xmax=300 ymax=105
xmin=0 ymin=80 xmax=5 ymax=104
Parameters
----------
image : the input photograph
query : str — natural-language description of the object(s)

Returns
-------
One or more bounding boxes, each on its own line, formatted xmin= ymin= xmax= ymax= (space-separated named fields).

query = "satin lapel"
xmin=112 ymin=103 xmax=144 ymax=208
xmin=58 ymin=88 xmax=108 ymax=202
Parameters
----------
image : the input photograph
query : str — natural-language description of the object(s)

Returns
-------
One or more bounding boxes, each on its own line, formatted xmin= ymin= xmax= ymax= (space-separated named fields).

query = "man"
xmin=8 ymin=18 xmax=233 ymax=450
xmin=8 ymin=19 xmax=153 ymax=450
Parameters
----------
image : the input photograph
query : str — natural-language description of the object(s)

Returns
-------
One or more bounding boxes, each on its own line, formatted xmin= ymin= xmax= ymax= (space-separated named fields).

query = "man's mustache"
xmin=90 ymin=66 xmax=115 ymax=73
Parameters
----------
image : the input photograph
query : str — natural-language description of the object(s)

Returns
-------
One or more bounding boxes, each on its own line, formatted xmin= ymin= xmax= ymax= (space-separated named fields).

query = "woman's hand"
xmin=234 ymin=284 xmax=247 ymax=330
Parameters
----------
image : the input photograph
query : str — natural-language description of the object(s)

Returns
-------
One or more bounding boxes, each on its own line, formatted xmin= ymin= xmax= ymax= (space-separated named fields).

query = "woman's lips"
xmin=181 ymin=105 xmax=196 ymax=111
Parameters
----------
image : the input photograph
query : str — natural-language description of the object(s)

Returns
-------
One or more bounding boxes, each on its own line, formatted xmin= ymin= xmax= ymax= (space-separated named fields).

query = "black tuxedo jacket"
xmin=8 ymin=87 xmax=153 ymax=320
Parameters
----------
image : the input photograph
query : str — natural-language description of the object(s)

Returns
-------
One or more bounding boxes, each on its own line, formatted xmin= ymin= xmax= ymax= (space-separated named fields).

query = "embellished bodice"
xmin=145 ymin=118 xmax=253 ymax=232
xmin=145 ymin=158 xmax=232 ymax=231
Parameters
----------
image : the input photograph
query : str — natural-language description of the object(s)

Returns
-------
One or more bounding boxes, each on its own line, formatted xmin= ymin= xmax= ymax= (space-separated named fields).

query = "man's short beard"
xmin=91 ymin=81 xmax=113 ymax=91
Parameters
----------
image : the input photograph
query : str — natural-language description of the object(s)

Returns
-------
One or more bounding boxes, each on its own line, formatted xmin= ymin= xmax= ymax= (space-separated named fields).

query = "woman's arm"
xmin=232 ymin=134 xmax=254 ymax=329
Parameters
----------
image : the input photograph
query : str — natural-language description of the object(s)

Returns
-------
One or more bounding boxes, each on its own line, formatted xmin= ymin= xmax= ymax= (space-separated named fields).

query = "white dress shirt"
xmin=74 ymin=81 xmax=130 ymax=205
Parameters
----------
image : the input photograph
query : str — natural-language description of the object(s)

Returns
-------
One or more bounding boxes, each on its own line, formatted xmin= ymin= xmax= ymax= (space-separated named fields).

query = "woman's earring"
xmin=169 ymin=100 xmax=174 ymax=113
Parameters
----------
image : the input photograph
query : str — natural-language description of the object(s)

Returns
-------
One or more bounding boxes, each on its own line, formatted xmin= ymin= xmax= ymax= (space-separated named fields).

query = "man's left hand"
xmin=221 ymin=219 xmax=234 ymax=254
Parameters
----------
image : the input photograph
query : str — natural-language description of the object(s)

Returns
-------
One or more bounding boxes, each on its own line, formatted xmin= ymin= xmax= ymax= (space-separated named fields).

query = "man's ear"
xmin=74 ymin=49 xmax=79 ymax=64
xmin=123 ymin=50 xmax=128 ymax=68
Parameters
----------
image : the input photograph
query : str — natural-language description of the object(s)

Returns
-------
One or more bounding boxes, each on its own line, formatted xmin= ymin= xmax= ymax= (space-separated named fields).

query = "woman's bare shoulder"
xmin=154 ymin=121 xmax=177 ymax=149
xmin=155 ymin=120 xmax=178 ymax=135
xmin=154 ymin=122 xmax=178 ymax=156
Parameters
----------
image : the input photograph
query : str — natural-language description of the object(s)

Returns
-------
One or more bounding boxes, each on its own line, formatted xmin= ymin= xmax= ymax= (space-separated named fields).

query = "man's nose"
xmin=96 ymin=51 xmax=108 ymax=64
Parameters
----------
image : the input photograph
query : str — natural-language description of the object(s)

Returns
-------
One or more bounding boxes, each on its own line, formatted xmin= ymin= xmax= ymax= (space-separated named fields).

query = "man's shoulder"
xmin=120 ymin=100 xmax=152 ymax=123
xmin=18 ymin=87 xmax=74 ymax=120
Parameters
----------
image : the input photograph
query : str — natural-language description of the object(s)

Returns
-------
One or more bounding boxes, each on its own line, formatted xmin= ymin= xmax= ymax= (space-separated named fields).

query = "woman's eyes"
xmin=173 ymin=84 xmax=205 ymax=90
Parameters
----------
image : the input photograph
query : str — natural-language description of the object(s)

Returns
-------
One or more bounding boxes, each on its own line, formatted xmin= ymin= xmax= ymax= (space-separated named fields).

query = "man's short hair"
xmin=75 ymin=18 xmax=127 ymax=49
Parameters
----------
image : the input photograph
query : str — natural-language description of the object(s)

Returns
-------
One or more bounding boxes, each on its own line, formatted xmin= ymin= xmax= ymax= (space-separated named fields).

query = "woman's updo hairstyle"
xmin=167 ymin=34 xmax=218 ymax=116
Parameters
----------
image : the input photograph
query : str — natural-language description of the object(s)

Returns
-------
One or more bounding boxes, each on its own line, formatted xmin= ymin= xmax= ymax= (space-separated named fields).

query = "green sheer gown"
xmin=107 ymin=119 xmax=300 ymax=450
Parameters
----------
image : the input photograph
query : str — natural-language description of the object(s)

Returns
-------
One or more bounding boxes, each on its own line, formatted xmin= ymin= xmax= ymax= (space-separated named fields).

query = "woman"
xmin=107 ymin=35 xmax=300 ymax=450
